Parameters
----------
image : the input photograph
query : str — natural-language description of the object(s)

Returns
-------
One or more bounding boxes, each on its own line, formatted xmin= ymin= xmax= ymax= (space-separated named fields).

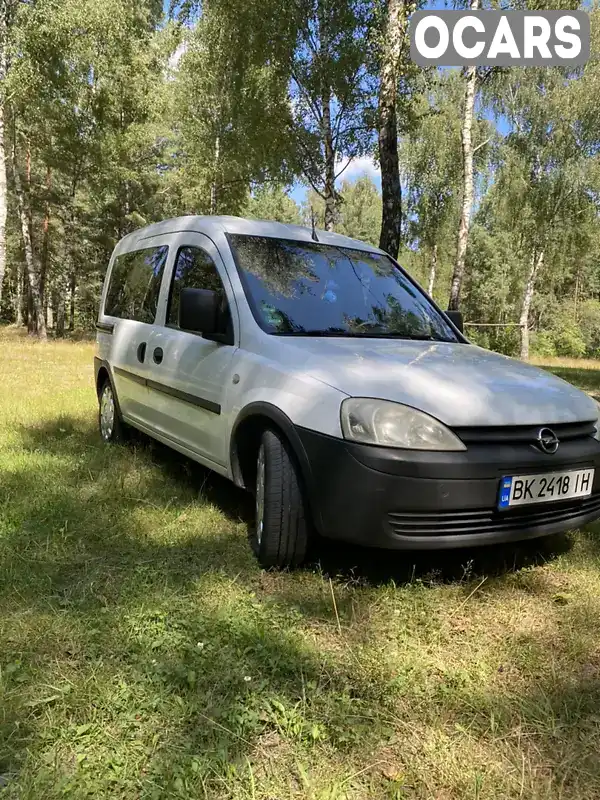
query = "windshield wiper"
xmin=381 ymin=333 xmax=455 ymax=342
xmin=274 ymin=329 xmax=348 ymax=337
xmin=274 ymin=330 xmax=455 ymax=342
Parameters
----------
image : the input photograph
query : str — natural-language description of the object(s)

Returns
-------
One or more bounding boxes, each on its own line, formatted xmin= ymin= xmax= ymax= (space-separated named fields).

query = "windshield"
xmin=229 ymin=235 xmax=460 ymax=342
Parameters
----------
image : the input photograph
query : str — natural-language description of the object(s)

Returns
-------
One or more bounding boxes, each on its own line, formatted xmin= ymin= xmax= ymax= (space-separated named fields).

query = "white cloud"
xmin=335 ymin=155 xmax=381 ymax=185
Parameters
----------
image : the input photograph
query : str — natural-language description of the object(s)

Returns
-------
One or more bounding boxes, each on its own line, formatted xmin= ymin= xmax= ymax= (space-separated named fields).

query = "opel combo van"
xmin=95 ymin=216 xmax=600 ymax=568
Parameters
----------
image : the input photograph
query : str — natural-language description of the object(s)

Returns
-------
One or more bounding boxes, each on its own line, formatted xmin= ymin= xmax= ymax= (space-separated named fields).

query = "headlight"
xmin=594 ymin=399 xmax=600 ymax=441
xmin=340 ymin=398 xmax=466 ymax=451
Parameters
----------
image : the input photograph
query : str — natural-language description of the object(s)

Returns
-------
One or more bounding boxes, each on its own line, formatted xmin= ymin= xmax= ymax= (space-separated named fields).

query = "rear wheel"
xmin=98 ymin=378 xmax=128 ymax=444
xmin=251 ymin=429 xmax=310 ymax=569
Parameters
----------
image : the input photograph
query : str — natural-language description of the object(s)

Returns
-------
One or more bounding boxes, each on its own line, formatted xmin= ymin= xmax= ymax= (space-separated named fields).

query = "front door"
xmin=143 ymin=233 xmax=238 ymax=467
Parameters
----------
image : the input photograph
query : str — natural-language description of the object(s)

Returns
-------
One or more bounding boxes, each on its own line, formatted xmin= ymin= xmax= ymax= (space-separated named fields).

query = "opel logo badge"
xmin=537 ymin=427 xmax=559 ymax=454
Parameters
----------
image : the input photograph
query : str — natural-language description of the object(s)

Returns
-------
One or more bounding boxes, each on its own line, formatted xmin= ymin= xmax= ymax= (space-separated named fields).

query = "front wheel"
xmin=251 ymin=429 xmax=310 ymax=569
xmin=98 ymin=379 xmax=128 ymax=444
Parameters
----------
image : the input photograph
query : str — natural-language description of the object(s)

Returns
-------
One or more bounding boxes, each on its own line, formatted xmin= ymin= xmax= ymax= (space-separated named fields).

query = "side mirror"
xmin=179 ymin=287 xmax=220 ymax=336
xmin=446 ymin=310 xmax=464 ymax=334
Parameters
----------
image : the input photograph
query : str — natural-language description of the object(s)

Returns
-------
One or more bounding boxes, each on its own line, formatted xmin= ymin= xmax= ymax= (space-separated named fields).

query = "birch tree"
xmin=10 ymin=134 xmax=46 ymax=338
xmin=173 ymin=1 xmax=295 ymax=215
xmin=448 ymin=0 xmax=480 ymax=311
xmin=336 ymin=174 xmax=382 ymax=246
xmin=289 ymin=0 xmax=372 ymax=231
xmin=0 ymin=1 xmax=14 ymax=315
xmin=401 ymin=73 xmax=468 ymax=298
xmin=4 ymin=0 xmax=167 ymax=334
xmin=477 ymin=65 xmax=599 ymax=359
xmin=0 ymin=88 xmax=7 ymax=317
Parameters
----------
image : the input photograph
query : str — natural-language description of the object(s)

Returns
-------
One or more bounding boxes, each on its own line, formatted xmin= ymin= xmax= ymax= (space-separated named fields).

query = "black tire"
xmin=251 ymin=429 xmax=310 ymax=569
xmin=98 ymin=377 xmax=128 ymax=444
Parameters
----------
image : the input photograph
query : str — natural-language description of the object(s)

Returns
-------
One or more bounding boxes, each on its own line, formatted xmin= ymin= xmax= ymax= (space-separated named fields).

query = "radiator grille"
xmin=453 ymin=421 xmax=596 ymax=446
xmin=387 ymin=494 xmax=600 ymax=537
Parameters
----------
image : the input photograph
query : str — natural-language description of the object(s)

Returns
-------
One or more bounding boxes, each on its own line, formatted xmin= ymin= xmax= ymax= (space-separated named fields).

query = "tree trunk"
xmin=25 ymin=142 xmax=36 ymax=334
xmin=54 ymin=285 xmax=65 ymax=337
xmin=15 ymin=263 xmax=23 ymax=326
xmin=46 ymin=293 xmax=53 ymax=330
xmin=448 ymin=0 xmax=479 ymax=312
xmin=68 ymin=271 xmax=76 ymax=331
xmin=27 ymin=284 xmax=34 ymax=334
xmin=56 ymin=297 xmax=65 ymax=337
xmin=519 ymin=249 xmax=544 ymax=361
xmin=11 ymin=137 xmax=47 ymax=340
xmin=40 ymin=165 xmax=52 ymax=309
xmin=0 ymin=104 xmax=6 ymax=317
xmin=0 ymin=4 xmax=6 ymax=317
xmin=315 ymin=0 xmax=336 ymax=233
xmin=322 ymin=91 xmax=336 ymax=232
xmin=427 ymin=243 xmax=438 ymax=297
xmin=210 ymin=133 xmax=220 ymax=214
xmin=378 ymin=0 xmax=409 ymax=259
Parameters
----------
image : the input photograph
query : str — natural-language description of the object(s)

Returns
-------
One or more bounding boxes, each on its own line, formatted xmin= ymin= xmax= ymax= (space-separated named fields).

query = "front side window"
xmin=167 ymin=246 xmax=224 ymax=327
xmin=229 ymin=235 xmax=459 ymax=342
xmin=104 ymin=246 xmax=168 ymax=323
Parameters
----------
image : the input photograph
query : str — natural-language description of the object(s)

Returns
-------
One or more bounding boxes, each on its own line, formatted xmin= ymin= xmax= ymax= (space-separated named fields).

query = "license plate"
xmin=498 ymin=468 xmax=594 ymax=509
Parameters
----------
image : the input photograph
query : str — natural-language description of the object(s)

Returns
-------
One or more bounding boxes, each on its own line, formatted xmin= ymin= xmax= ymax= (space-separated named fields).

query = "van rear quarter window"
xmin=104 ymin=246 xmax=168 ymax=323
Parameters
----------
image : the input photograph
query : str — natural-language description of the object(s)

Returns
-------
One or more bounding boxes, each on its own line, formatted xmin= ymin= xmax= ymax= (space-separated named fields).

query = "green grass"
xmin=2 ymin=328 xmax=600 ymax=798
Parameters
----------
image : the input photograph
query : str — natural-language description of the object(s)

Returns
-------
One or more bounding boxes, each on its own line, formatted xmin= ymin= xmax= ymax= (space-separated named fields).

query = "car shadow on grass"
xmin=133 ymin=425 xmax=578 ymax=586
xmin=14 ymin=415 xmax=575 ymax=591
xmin=310 ymin=530 xmax=573 ymax=586
xmin=139 ymin=432 xmax=256 ymax=529
xmin=123 ymin=430 xmax=574 ymax=589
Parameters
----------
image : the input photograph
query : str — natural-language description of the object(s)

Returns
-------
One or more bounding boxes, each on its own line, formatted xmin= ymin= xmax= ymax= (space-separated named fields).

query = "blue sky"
xmin=290 ymin=156 xmax=383 ymax=206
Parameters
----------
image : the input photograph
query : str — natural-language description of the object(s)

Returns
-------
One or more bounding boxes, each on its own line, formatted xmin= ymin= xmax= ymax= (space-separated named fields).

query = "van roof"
xmin=115 ymin=215 xmax=383 ymax=255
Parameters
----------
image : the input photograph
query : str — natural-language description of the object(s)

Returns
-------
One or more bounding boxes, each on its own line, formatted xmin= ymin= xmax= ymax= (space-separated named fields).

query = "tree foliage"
xmin=0 ymin=0 xmax=599 ymax=365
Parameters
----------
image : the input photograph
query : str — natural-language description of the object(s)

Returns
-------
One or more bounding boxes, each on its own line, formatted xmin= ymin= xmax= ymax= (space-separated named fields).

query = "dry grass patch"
xmin=534 ymin=354 xmax=600 ymax=396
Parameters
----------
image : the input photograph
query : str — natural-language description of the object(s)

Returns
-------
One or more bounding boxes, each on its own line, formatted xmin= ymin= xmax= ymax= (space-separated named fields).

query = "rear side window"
xmin=167 ymin=246 xmax=224 ymax=327
xmin=104 ymin=246 xmax=168 ymax=323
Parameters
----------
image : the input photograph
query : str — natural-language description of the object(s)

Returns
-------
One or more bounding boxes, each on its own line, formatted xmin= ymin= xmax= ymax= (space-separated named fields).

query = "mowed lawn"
xmin=3 ymin=329 xmax=600 ymax=799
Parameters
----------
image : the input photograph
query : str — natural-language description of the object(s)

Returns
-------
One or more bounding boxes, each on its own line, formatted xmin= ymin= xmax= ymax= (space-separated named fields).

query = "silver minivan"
xmin=95 ymin=216 xmax=600 ymax=568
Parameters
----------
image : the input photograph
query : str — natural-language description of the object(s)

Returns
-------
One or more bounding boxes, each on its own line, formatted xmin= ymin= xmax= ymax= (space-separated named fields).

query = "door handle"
xmin=153 ymin=347 xmax=164 ymax=365
xmin=137 ymin=342 xmax=147 ymax=363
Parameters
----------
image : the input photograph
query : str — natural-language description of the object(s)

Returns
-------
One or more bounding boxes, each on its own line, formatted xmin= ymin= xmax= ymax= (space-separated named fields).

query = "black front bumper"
xmin=296 ymin=427 xmax=600 ymax=549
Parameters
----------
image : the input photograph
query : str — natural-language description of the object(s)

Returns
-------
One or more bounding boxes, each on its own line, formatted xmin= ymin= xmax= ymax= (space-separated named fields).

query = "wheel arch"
xmin=230 ymin=402 xmax=321 ymax=529
xmin=94 ymin=357 xmax=111 ymax=398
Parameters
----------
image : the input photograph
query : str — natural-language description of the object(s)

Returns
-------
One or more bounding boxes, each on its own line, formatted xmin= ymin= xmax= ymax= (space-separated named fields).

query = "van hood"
xmin=284 ymin=338 xmax=597 ymax=427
